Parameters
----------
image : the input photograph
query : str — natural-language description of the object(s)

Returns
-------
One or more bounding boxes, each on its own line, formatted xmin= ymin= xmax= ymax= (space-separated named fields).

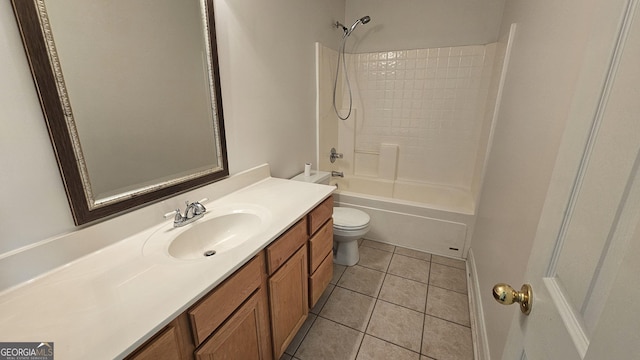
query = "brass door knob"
xmin=492 ymin=283 xmax=533 ymax=315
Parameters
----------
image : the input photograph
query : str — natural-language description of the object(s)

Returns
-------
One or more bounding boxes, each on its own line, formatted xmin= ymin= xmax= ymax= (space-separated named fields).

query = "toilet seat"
xmin=333 ymin=207 xmax=370 ymax=230
xmin=333 ymin=223 xmax=369 ymax=231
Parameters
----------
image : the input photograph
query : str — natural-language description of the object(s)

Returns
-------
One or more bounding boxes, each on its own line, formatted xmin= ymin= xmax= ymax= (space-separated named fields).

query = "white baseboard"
xmin=468 ymin=248 xmax=490 ymax=360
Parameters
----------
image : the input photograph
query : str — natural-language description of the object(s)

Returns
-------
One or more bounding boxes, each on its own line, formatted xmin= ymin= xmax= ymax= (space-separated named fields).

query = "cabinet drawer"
xmin=188 ymin=254 xmax=264 ymax=346
xmin=195 ymin=287 xmax=272 ymax=360
xmin=308 ymin=219 xmax=333 ymax=273
xmin=266 ymin=218 xmax=307 ymax=275
xmin=308 ymin=197 xmax=333 ymax=236
xmin=309 ymin=252 xmax=333 ymax=308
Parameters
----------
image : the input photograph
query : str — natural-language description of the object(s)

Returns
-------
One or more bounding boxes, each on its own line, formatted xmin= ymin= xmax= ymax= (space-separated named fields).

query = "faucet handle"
xmin=185 ymin=198 xmax=209 ymax=206
xmin=164 ymin=208 xmax=183 ymax=219
xmin=192 ymin=198 xmax=207 ymax=215
xmin=193 ymin=202 xmax=206 ymax=215
xmin=163 ymin=198 xmax=209 ymax=221
xmin=330 ymin=147 xmax=344 ymax=163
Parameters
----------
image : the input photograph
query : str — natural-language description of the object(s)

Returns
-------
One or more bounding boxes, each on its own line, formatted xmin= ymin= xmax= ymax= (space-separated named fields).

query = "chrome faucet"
xmin=170 ymin=199 xmax=207 ymax=227
xmin=331 ymin=171 xmax=344 ymax=178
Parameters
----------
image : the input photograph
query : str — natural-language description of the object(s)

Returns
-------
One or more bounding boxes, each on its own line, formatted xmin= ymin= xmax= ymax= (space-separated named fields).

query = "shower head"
xmin=339 ymin=15 xmax=371 ymax=38
xmin=347 ymin=15 xmax=371 ymax=36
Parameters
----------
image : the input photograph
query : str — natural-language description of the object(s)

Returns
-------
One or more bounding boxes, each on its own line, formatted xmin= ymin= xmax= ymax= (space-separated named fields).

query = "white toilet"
xmin=291 ymin=171 xmax=370 ymax=266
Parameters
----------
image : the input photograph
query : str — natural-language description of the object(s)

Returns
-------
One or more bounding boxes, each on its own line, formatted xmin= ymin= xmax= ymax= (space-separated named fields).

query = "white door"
xmin=502 ymin=1 xmax=640 ymax=359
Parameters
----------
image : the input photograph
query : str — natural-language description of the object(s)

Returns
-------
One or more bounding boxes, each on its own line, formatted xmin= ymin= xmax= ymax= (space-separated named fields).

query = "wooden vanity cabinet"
xmin=194 ymin=287 xmax=272 ymax=360
xmin=188 ymin=254 xmax=266 ymax=346
xmin=189 ymin=253 xmax=272 ymax=360
xmin=265 ymin=219 xmax=309 ymax=359
xmin=308 ymin=196 xmax=333 ymax=235
xmin=126 ymin=252 xmax=270 ymax=360
xmin=307 ymin=197 xmax=334 ymax=308
xmin=126 ymin=313 xmax=194 ymax=360
xmin=126 ymin=197 xmax=334 ymax=360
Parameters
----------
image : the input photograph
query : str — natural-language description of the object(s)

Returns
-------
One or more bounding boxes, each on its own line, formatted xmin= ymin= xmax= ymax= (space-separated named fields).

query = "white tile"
xmin=332 ymin=44 xmax=493 ymax=189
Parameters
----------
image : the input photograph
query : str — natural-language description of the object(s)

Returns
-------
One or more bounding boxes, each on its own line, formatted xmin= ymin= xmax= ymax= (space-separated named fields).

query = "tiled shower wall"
xmin=325 ymin=44 xmax=497 ymax=191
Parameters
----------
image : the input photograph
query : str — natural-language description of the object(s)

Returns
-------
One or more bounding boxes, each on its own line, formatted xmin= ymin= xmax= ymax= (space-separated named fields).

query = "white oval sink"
xmin=168 ymin=213 xmax=261 ymax=260
xmin=143 ymin=205 xmax=271 ymax=261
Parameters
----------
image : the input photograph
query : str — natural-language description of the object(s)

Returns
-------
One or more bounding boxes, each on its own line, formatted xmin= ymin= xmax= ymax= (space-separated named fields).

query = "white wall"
xmin=214 ymin=0 xmax=344 ymax=178
xmin=470 ymin=0 xmax=623 ymax=358
xmin=345 ymin=0 xmax=505 ymax=53
xmin=0 ymin=0 xmax=345 ymax=256
xmin=0 ymin=2 xmax=76 ymax=255
xmin=317 ymin=44 xmax=341 ymax=172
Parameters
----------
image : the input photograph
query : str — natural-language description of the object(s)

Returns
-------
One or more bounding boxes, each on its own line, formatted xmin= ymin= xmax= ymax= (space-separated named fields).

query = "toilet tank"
xmin=290 ymin=171 xmax=330 ymax=185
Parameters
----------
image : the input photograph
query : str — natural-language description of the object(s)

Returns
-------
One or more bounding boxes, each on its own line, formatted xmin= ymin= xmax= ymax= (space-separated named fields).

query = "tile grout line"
xmin=421 ymin=252 xmax=433 ymax=357
xmin=375 ymin=282 xmax=428 ymax=314
xmin=368 ymin=238 xmax=468 ymax=266
xmin=386 ymin=272 xmax=430 ymax=285
xmin=353 ymin=255 xmax=394 ymax=273
xmin=424 ymin=313 xmax=472 ymax=329
xmin=363 ymin=262 xmax=386 ymax=349
xmin=293 ymin=240 xmax=471 ymax=360
xmin=359 ymin=243 xmax=470 ymax=272
xmin=362 ymin=332 xmax=424 ymax=357
xmin=287 ymin=314 xmax=318 ymax=358
xmin=431 ymin=261 xmax=467 ymax=270
xmin=359 ymin=268 xmax=426 ymax=359
xmin=354 ymin=272 xmax=385 ymax=360
xmin=315 ymin=313 xmax=368 ymax=336
xmin=428 ymin=282 xmax=469 ymax=295
xmin=308 ymin=315 xmax=367 ymax=357
xmin=333 ymin=283 xmax=380 ymax=300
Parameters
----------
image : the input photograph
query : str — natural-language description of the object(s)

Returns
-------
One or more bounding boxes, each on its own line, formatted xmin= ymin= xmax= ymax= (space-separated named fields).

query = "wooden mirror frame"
xmin=11 ymin=0 xmax=229 ymax=225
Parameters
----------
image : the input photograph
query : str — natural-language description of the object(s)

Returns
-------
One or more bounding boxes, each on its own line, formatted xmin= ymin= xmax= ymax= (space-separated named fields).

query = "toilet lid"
xmin=333 ymin=207 xmax=370 ymax=230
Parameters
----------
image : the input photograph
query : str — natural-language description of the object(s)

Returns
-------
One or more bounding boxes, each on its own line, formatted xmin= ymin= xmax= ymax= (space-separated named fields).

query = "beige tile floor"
xmin=281 ymin=239 xmax=473 ymax=360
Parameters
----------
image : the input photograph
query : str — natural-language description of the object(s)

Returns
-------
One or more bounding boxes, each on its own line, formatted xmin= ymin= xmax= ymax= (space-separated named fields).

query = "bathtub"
xmin=331 ymin=175 xmax=475 ymax=259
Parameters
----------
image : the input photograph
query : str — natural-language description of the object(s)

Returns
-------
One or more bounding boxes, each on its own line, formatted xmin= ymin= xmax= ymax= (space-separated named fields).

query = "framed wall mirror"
xmin=11 ymin=0 xmax=228 ymax=225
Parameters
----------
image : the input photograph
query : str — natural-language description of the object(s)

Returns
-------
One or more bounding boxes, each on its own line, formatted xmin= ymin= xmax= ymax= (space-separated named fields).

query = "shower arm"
xmin=336 ymin=16 xmax=370 ymax=38
xmin=335 ymin=22 xmax=348 ymax=37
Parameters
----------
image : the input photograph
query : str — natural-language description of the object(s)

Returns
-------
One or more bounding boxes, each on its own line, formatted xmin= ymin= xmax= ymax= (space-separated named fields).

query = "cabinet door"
xmin=268 ymin=246 xmax=309 ymax=358
xmin=195 ymin=287 xmax=272 ymax=360
xmin=128 ymin=326 xmax=182 ymax=360
xmin=127 ymin=314 xmax=193 ymax=360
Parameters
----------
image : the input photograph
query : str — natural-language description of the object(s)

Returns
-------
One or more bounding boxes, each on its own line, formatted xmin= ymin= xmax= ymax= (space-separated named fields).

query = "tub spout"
xmin=331 ymin=171 xmax=344 ymax=178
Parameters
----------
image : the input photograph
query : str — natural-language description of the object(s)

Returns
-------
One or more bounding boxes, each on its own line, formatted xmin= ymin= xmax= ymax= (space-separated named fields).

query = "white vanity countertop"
xmin=0 ymin=176 xmax=334 ymax=359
